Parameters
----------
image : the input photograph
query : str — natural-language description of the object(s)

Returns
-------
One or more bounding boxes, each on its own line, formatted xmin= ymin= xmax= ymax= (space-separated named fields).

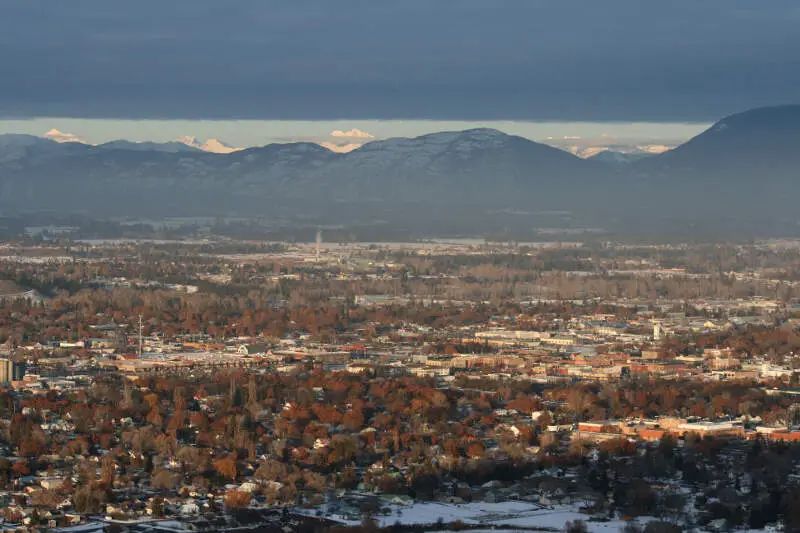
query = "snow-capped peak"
xmin=176 ymin=136 xmax=198 ymax=146
xmin=43 ymin=129 xmax=87 ymax=144
xmin=318 ymin=141 xmax=363 ymax=153
xmin=202 ymin=139 xmax=241 ymax=154
xmin=176 ymin=136 xmax=242 ymax=154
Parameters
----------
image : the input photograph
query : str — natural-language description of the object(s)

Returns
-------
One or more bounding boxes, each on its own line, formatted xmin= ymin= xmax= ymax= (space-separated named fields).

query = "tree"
xmin=466 ymin=442 xmax=485 ymax=459
xmin=224 ymin=490 xmax=252 ymax=510
xmin=30 ymin=489 xmax=61 ymax=508
xmin=781 ymin=487 xmax=800 ymax=533
xmin=11 ymin=461 xmax=30 ymax=477
xmin=73 ymin=485 xmax=104 ymax=514
xmin=564 ymin=519 xmax=588 ymax=533
xmin=100 ymin=454 xmax=117 ymax=487
xmin=361 ymin=514 xmax=379 ymax=533
xmin=342 ymin=409 xmax=365 ymax=431
xmin=152 ymin=495 xmax=165 ymax=518
xmin=151 ymin=468 xmax=180 ymax=491
xmin=660 ymin=493 xmax=686 ymax=524
xmin=658 ymin=434 xmax=677 ymax=456
xmin=599 ymin=438 xmax=637 ymax=456
xmin=622 ymin=522 xmax=643 ymax=533
xmin=214 ymin=456 xmax=237 ymax=481
xmin=643 ymin=522 xmax=681 ymax=533
xmin=254 ymin=459 xmax=287 ymax=482
xmin=329 ymin=435 xmax=358 ymax=464
xmin=537 ymin=411 xmax=553 ymax=428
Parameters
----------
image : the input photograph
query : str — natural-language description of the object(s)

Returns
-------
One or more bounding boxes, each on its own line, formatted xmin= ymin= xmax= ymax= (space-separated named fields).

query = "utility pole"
xmin=138 ymin=314 xmax=143 ymax=358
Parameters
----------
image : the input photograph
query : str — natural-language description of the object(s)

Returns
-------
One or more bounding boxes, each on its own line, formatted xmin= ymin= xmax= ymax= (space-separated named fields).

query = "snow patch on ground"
xmin=296 ymin=501 xmax=660 ymax=532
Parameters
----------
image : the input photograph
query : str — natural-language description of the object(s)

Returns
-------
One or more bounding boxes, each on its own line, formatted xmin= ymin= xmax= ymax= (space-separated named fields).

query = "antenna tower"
xmin=138 ymin=314 xmax=143 ymax=358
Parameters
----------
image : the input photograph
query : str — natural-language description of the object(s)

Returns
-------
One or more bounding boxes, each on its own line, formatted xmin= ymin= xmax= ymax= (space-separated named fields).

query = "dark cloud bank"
xmin=1 ymin=0 xmax=798 ymax=122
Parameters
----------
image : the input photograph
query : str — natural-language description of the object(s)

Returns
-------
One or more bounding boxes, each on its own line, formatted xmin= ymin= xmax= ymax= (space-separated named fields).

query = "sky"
xmin=1 ymin=1 xmax=798 ymax=149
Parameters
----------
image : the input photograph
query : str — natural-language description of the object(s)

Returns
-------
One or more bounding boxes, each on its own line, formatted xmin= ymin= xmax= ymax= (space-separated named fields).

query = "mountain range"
xmin=40 ymin=130 xmax=243 ymax=155
xmin=1 ymin=105 xmax=799 ymax=237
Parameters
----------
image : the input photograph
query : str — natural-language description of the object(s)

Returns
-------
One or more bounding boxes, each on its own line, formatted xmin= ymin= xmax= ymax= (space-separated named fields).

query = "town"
xmin=1 ymin=236 xmax=800 ymax=533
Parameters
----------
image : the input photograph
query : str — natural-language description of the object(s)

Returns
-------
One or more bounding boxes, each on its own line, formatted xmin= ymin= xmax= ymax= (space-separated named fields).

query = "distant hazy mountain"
xmin=0 ymin=134 xmax=55 ymax=163
xmin=548 ymin=142 xmax=673 ymax=159
xmin=0 ymin=134 xmax=90 ymax=164
xmin=1 ymin=106 xmax=800 ymax=237
xmin=98 ymin=140 xmax=201 ymax=153
xmin=588 ymin=150 xmax=652 ymax=165
xmin=316 ymin=128 xmax=600 ymax=203
xmin=176 ymin=136 xmax=242 ymax=154
xmin=0 ymin=127 xmax=599 ymax=213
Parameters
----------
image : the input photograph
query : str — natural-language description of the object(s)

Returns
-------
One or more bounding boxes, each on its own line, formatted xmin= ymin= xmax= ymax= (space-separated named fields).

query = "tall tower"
xmin=315 ymin=229 xmax=322 ymax=261
xmin=138 ymin=314 xmax=143 ymax=358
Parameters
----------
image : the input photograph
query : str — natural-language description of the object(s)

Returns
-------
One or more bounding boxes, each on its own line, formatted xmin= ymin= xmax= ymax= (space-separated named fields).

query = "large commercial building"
xmin=12 ymin=361 xmax=26 ymax=381
xmin=0 ymin=358 xmax=24 ymax=384
xmin=0 ymin=358 xmax=11 ymax=385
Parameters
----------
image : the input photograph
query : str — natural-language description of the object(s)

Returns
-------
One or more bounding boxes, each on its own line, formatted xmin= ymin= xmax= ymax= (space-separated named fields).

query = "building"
xmin=755 ymin=427 xmax=800 ymax=442
xmin=0 ymin=358 xmax=11 ymax=385
xmin=653 ymin=322 xmax=664 ymax=340
xmin=237 ymin=344 xmax=267 ymax=355
xmin=12 ymin=361 xmax=26 ymax=381
xmin=676 ymin=421 xmax=745 ymax=439
xmin=641 ymin=350 xmax=662 ymax=360
xmin=575 ymin=420 xmax=627 ymax=442
xmin=578 ymin=420 xmax=622 ymax=433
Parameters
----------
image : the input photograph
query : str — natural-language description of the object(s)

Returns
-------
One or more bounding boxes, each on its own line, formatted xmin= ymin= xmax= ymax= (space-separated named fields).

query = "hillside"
xmin=637 ymin=105 xmax=800 ymax=179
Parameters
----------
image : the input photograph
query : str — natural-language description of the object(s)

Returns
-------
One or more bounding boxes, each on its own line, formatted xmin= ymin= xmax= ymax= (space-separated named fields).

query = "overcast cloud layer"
xmin=1 ymin=0 xmax=799 ymax=122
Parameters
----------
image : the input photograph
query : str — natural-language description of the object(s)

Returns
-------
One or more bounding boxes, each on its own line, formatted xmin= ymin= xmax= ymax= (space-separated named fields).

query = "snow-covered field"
xmin=297 ymin=500 xmax=656 ymax=532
